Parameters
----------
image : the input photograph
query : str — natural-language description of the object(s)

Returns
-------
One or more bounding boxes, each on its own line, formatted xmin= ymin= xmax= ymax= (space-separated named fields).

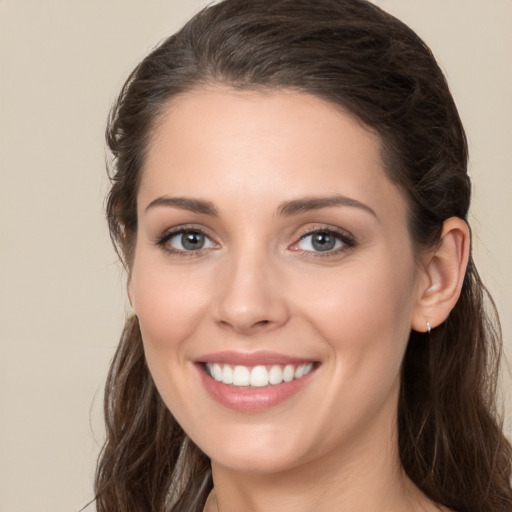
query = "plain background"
xmin=1 ymin=1 xmax=511 ymax=511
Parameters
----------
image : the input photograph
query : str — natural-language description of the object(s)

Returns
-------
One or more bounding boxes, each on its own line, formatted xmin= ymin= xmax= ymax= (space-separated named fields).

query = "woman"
xmin=95 ymin=0 xmax=512 ymax=511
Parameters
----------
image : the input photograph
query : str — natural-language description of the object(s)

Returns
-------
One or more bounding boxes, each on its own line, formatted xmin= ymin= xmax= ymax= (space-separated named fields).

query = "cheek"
xmin=130 ymin=260 xmax=214 ymax=431
xmin=131 ymin=257 xmax=213 ymax=349
xmin=128 ymin=255 xmax=219 ymax=416
xmin=297 ymin=255 xmax=416 ymax=380
xmin=288 ymin=259 xmax=416 ymax=445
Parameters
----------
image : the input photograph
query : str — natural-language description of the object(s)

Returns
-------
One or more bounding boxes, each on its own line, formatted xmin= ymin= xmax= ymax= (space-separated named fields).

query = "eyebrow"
xmin=144 ymin=194 xmax=377 ymax=218
xmin=277 ymin=195 xmax=377 ymax=218
xmin=144 ymin=196 xmax=219 ymax=216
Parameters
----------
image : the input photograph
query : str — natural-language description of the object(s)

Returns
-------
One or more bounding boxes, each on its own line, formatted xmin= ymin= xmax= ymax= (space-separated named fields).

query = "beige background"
xmin=1 ymin=1 xmax=510 ymax=511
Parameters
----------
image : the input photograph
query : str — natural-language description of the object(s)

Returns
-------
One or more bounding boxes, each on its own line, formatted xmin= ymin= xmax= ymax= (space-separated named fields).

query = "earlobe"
xmin=411 ymin=217 xmax=470 ymax=332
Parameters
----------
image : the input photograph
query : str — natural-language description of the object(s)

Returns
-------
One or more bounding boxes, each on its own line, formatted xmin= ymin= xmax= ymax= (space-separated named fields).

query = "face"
xmin=129 ymin=88 xmax=424 ymax=475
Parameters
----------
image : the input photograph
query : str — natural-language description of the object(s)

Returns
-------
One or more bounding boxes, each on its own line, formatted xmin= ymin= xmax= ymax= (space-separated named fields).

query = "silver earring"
xmin=427 ymin=321 xmax=432 ymax=334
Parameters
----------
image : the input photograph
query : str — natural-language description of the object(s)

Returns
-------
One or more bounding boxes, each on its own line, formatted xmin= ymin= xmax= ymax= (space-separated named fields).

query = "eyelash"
xmin=291 ymin=226 xmax=356 ymax=258
xmin=154 ymin=225 xmax=356 ymax=258
xmin=154 ymin=225 xmax=218 ymax=257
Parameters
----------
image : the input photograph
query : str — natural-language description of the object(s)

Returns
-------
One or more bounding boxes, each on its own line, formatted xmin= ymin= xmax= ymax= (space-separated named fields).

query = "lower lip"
xmin=196 ymin=365 xmax=316 ymax=412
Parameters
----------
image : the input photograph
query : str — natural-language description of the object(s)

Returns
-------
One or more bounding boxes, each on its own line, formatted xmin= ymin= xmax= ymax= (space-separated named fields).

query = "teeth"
xmin=250 ymin=365 xmax=269 ymax=387
xmin=233 ymin=365 xmax=250 ymax=386
xmin=283 ymin=364 xmax=295 ymax=382
xmin=212 ymin=363 xmax=223 ymax=382
xmin=205 ymin=362 xmax=315 ymax=387
xmin=222 ymin=364 xmax=233 ymax=384
xmin=295 ymin=363 xmax=313 ymax=379
xmin=268 ymin=365 xmax=283 ymax=385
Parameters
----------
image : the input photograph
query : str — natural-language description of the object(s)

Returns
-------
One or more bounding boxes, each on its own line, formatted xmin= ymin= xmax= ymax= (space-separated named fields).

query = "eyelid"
xmin=289 ymin=224 xmax=356 ymax=256
xmin=154 ymin=224 xmax=219 ymax=255
xmin=153 ymin=223 xmax=355 ymax=257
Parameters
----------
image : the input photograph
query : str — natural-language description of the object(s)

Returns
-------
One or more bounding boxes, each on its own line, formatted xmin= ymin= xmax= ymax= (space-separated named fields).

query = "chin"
xmin=196 ymin=423 xmax=319 ymax=475
xmin=209 ymin=448 xmax=303 ymax=475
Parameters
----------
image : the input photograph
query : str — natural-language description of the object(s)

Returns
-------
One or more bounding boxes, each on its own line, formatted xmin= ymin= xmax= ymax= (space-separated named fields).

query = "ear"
xmin=411 ymin=217 xmax=470 ymax=332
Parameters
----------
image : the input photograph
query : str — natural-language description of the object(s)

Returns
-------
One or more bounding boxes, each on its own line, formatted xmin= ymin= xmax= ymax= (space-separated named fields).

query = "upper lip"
xmin=195 ymin=350 xmax=318 ymax=366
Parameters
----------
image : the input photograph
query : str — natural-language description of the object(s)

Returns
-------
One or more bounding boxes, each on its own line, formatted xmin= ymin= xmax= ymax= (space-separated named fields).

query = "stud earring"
xmin=427 ymin=320 xmax=432 ymax=334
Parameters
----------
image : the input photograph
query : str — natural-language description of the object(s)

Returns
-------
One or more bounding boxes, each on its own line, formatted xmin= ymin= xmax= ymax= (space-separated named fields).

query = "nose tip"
xmin=214 ymin=260 xmax=289 ymax=335
xmin=218 ymin=314 xmax=274 ymax=335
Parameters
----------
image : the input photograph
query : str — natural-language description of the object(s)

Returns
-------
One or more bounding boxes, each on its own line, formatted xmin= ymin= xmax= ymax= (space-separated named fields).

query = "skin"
xmin=128 ymin=88 xmax=467 ymax=512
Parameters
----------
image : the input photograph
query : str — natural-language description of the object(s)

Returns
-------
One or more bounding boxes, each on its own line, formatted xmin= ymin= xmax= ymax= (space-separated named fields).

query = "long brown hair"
xmin=95 ymin=1 xmax=512 ymax=510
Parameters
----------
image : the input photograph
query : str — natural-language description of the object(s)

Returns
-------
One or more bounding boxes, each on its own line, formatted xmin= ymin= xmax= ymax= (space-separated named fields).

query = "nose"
xmin=214 ymin=250 xmax=290 ymax=335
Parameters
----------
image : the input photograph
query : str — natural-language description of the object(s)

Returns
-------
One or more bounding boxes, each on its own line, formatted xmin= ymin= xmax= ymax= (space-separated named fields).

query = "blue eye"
xmin=295 ymin=230 xmax=352 ymax=253
xmin=159 ymin=229 xmax=217 ymax=253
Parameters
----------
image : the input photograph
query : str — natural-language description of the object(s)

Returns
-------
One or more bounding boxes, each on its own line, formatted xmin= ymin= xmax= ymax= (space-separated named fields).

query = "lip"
xmin=194 ymin=351 xmax=319 ymax=412
xmin=196 ymin=350 xmax=315 ymax=366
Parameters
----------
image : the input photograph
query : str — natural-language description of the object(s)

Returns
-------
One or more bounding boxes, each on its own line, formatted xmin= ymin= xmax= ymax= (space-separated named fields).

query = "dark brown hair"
xmin=95 ymin=1 xmax=512 ymax=511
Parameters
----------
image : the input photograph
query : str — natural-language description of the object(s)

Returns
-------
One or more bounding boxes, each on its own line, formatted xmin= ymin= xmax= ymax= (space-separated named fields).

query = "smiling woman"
xmin=132 ymin=90 xmax=423 ymax=446
xmin=95 ymin=1 xmax=512 ymax=511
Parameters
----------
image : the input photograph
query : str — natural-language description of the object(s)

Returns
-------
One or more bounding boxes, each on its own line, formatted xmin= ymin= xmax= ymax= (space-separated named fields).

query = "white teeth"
xmin=222 ymin=364 xmax=233 ymax=384
xmin=250 ymin=366 xmax=269 ymax=387
xmin=232 ymin=365 xmax=250 ymax=386
xmin=212 ymin=363 xmax=223 ymax=382
xmin=295 ymin=363 xmax=313 ymax=379
xmin=268 ymin=365 xmax=283 ymax=385
xmin=283 ymin=364 xmax=295 ymax=382
xmin=205 ymin=362 xmax=315 ymax=387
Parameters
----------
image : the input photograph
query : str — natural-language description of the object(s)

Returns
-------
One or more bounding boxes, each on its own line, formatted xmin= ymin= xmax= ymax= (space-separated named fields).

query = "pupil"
xmin=312 ymin=232 xmax=336 ymax=251
xmin=182 ymin=231 xmax=204 ymax=250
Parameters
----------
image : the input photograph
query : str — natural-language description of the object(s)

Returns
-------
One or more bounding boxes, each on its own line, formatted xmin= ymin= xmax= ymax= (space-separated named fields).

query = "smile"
xmin=196 ymin=353 xmax=320 ymax=412
xmin=205 ymin=362 xmax=315 ymax=387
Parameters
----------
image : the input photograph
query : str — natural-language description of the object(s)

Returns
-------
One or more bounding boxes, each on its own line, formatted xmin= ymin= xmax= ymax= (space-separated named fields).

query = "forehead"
xmin=139 ymin=87 xmax=406 ymax=225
